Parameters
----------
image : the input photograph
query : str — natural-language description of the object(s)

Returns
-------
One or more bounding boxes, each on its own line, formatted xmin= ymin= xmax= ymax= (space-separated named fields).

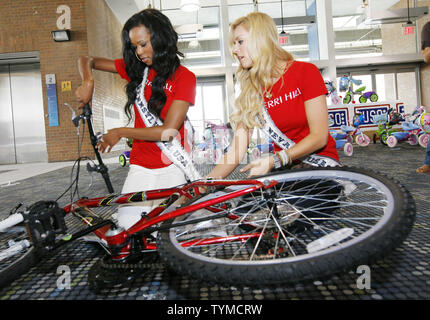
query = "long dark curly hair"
xmin=121 ymin=9 xmax=184 ymax=121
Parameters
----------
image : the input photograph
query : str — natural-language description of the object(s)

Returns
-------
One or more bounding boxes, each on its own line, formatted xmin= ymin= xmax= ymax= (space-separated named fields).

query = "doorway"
xmin=0 ymin=63 xmax=47 ymax=164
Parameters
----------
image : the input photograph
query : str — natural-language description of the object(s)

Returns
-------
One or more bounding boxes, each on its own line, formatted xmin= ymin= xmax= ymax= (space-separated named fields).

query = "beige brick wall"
xmin=418 ymin=0 xmax=430 ymax=109
xmin=0 ymin=0 xmax=126 ymax=162
xmin=381 ymin=0 xmax=430 ymax=111
xmin=84 ymin=0 xmax=128 ymax=153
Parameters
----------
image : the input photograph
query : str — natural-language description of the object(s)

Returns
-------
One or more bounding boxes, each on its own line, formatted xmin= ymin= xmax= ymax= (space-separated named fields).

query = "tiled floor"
xmin=0 ymin=142 xmax=429 ymax=300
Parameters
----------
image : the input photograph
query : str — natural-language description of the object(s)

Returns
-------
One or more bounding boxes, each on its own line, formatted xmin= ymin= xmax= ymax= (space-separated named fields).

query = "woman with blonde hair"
xmin=206 ymin=11 xmax=339 ymax=179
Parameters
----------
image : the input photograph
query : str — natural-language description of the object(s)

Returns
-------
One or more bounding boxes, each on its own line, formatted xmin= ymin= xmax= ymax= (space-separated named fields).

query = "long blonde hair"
xmin=229 ymin=12 xmax=294 ymax=129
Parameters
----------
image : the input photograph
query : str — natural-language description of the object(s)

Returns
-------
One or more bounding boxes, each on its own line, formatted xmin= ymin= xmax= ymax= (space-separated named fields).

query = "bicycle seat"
xmin=401 ymin=122 xmax=419 ymax=131
xmin=331 ymin=131 xmax=348 ymax=140
xmin=392 ymin=132 xmax=409 ymax=140
xmin=372 ymin=114 xmax=388 ymax=124
xmin=340 ymin=125 xmax=354 ymax=132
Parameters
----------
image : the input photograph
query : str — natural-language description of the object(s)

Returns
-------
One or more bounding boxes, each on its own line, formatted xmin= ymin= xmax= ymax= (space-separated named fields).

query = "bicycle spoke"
xmin=166 ymin=170 xmax=397 ymax=262
xmin=157 ymin=167 xmax=414 ymax=286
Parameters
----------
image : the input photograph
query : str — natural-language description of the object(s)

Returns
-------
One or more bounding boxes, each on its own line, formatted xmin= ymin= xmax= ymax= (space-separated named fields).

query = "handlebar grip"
xmin=0 ymin=213 xmax=24 ymax=232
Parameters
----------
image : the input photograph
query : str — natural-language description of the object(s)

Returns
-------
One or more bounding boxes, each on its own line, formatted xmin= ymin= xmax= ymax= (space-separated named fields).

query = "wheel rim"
xmin=419 ymin=134 xmax=429 ymax=147
xmin=370 ymin=94 xmax=378 ymax=102
xmin=386 ymin=136 xmax=397 ymax=148
xmin=408 ymin=134 xmax=418 ymax=145
xmin=343 ymin=94 xmax=351 ymax=104
xmin=344 ymin=143 xmax=353 ymax=156
xmin=380 ymin=133 xmax=388 ymax=145
xmin=356 ymin=134 xmax=370 ymax=146
xmin=166 ymin=169 xmax=397 ymax=265
xmin=119 ymin=155 xmax=126 ymax=167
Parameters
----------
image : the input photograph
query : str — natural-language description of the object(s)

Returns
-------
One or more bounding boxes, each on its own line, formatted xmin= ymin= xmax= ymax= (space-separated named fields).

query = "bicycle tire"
xmin=355 ymin=134 xmax=370 ymax=147
xmin=343 ymin=94 xmax=352 ymax=104
xmin=358 ymin=96 xmax=367 ymax=103
xmin=380 ymin=132 xmax=388 ymax=145
xmin=386 ymin=135 xmax=397 ymax=148
xmin=157 ymin=167 xmax=415 ymax=286
xmin=370 ymin=93 xmax=378 ymax=102
xmin=119 ymin=154 xmax=127 ymax=167
xmin=419 ymin=133 xmax=429 ymax=148
xmin=0 ymin=225 xmax=38 ymax=288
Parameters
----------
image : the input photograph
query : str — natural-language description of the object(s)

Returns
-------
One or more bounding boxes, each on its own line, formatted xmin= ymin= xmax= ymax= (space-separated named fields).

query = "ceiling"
xmin=103 ymin=0 xmax=409 ymax=62
xmin=104 ymin=0 xmax=402 ymax=27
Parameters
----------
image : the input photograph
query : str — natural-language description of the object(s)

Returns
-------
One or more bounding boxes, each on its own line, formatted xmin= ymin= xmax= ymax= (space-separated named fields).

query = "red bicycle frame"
xmin=62 ymin=179 xmax=278 ymax=260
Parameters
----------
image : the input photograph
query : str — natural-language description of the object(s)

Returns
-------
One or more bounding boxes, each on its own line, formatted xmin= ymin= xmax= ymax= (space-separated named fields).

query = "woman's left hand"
xmin=97 ymin=128 xmax=121 ymax=153
xmin=240 ymin=156 xmax=274 ymax=177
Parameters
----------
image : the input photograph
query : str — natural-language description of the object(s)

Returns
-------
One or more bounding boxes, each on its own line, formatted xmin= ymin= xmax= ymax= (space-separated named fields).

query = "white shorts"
xmin=121 ymin=164 xmax=187 ymax=193
xmin=117 ymin=164 xmax=187 ymax=230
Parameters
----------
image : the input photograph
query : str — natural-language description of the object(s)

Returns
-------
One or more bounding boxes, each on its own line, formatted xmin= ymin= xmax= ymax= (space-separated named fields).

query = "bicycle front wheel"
xmin=0 ymin=219 xmax=37 ymax=288
xmin=157 ymin=167 xmax=416 ymax=286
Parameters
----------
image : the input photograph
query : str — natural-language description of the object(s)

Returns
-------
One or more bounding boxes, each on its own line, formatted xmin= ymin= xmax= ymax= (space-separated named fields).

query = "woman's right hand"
xmin=75 ymin=79 xmax=94 ymax=108
xmin=198 ymin=176 xmax=217 ymax=194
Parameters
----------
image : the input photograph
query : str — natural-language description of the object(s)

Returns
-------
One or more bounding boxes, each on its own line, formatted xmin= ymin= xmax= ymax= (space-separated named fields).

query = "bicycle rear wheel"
xmin=157 ymin=167 xmax=415 ymax=286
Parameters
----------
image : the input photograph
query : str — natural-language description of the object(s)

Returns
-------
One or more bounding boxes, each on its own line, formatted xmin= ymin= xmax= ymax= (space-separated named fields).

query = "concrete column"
xmin=220 ymin=0 xmax=235 ymax=118
xmin=316 ymin=0 xmax=337 ymax=83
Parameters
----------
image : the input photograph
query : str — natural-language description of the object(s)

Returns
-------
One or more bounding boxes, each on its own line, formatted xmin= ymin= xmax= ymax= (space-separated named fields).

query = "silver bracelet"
xmin=273 ymin=154 xmax=282 ymax=169
xmin=277 ymin=150 xmax=292 ymax=167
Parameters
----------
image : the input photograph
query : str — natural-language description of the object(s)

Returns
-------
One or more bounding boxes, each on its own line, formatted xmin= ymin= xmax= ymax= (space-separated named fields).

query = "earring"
xmin=135 ymin=51 xmax=142 ymax=62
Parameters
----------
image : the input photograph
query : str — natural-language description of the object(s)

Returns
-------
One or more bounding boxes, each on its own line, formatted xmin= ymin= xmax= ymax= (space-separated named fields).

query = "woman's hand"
xmin=240 ymin=156 xmax=274 ymax=177
xmin=97 ymin=128 xmax=121 ymax=153
xmin=75 ymin=79 xmax=94 ymax=108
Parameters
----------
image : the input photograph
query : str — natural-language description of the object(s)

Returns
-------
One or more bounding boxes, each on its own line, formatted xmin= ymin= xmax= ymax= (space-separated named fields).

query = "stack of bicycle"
xmin=372 ymin=106 xmax=430 ymax=148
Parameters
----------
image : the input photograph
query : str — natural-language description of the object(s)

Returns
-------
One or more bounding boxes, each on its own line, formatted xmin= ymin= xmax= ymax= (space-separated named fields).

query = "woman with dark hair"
xmin=75 ymin=9 xmax=199 ymax=230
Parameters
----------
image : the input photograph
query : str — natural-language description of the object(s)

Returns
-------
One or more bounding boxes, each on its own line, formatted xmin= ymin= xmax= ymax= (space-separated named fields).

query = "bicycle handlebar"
xmin=82 ymin=104 xmax=114 ymax=193
xmin=71 ymin=103 xmax=114 ymax=194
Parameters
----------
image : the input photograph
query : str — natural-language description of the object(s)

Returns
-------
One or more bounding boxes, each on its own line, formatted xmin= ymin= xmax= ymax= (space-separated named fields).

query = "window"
xmin=166 ymin=5 xmax=222 ymax=68
xmin=336 ymin=65 xmax=420 ymax=113
xmin=187 ymin=78 xmax=227 ymax=142
xmin=375 ymin=73 xmax=395 ymax=102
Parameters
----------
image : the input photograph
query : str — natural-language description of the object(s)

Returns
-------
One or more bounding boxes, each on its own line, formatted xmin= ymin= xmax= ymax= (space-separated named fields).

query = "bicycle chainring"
xmin=87 ymin=252 xmax=163 ymax=293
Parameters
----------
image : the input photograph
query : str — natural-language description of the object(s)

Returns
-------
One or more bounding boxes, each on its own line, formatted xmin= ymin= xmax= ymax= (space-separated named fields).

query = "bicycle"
xmin=385 ymin=121 xmax=420 ymax=148
xmin=372 ymin=109 xmax=402 ymax=145
xmin=340 ymin=112 xmax=371 ymax=147
xmin=329 ymin=130 xmax=354 ymax=156
xmin=409 ymin=106 xmax=430 ymax=148
xmin=0 ymin=104 xmax=416 ymax=292
xmin=119 ymin=139 xmax=133 ymax=167
xmin=338 ymin=75 xmax=378 ymax=105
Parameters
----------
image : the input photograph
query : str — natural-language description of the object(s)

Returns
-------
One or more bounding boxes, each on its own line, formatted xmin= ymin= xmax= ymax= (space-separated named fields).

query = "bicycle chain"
xmin=97 ymin=255 xmax=164 ymax=271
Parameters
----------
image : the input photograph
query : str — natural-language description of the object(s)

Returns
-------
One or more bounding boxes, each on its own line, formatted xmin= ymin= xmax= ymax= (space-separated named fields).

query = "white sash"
xmin=134 ymin=67 xmax=202 ymax=181
xmin=258 ymin=107 xmax=340 ymax=167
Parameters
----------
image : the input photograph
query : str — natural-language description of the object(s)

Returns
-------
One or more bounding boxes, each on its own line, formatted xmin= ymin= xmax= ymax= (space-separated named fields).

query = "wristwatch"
xmin=272 ymin=154 xmax=281 ymax=170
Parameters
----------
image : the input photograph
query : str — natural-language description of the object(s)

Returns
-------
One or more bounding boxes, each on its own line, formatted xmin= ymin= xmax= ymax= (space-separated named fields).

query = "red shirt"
xmin=114 ymin=59 xmax=196 ymax=168
xmin=264 ymin=61 xmax=339 ymax=162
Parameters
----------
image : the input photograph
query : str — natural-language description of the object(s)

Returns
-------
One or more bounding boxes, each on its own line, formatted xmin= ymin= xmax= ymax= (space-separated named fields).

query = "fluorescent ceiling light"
xmin=175 ymin=23 xmax=203 ymax=35
xmin=180 ymin=0 xmax=200 ymax=12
